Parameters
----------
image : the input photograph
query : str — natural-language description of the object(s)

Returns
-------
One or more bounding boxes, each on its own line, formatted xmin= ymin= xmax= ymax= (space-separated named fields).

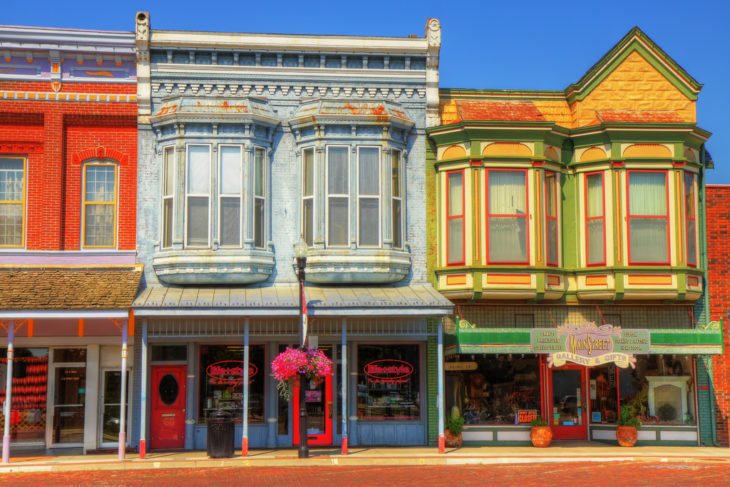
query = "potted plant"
xmin=616 ymin=405 xmax=641 ymax=447
xmin=530 ymin=417 xmax=552 ymax=447
xmin=444 ymin=406 xmax=465 ymax=448
xmin=271 ymin=347 xmax=332 ymax=401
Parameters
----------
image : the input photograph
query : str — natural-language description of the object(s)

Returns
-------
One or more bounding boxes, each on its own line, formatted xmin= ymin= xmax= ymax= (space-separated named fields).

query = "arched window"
xmin=82 ymin=161 xmax=117 ymax=248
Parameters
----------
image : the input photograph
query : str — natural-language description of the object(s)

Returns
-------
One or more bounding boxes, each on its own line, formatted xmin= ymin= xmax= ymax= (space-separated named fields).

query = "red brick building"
xmin=706 ymin=184 xmax=730 ymax=446
xmin=0 ymin=26 xmax=140 ymax=459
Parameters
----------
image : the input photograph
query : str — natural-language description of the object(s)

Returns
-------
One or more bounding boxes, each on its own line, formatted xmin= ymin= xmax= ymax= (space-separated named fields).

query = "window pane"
xmin=187 ymin=146 xmax=210 ymax=194
xmin=85 ymin=165 xmax=115 ymax=202
xmin=629 ymin=218 xmax=668 ymax=263
xmin=254 ymin=198 xmax=265 ymax=248
xmin=220 ymin=197 xmax=240 ymax=246
xmin=587 ymin=219 xmax=605 ymax=265
xmin=303 ymin=148 xmax=314 ymax=197
xmin=547 ymin=218 xmax=558 ymax=265
xmin=489 ymin=216 xmax=527 ymax=262
xmin=303 ymin=199 xmax=314 ymax=246
xmin=357 ymin=344 xmax=420 ymax=421
xmin=686 ymin=218 xmax=696 ymax=266
xmin=359 ymin=198 xmax=379 ymax=245
xmin=448 ymin=172 xmax=463 ymax=215
xmin=162 ymin=199 xmax=173 ymax=248
xmin=545 ymin=173 xmax=556 ymax=217
xmin=84 ymin=204 xmax=114 ymax=247
xmin=391 ymin=150 xmax=401 ymax=198
xmin=629 ymin=172 xmax=666 ymax=216
xmin=220 ymin=146 xmax=242 ymax=195
xmin=586 ymin=174 xmax=603 ymax=218
xmin=327 ymin=147 xmax=348 ymax=194
xmin=328 ymin=197 xmax=348 ymax=245
xmin=254 ymin=148 xmax=265 ymax=197
xmin=684 ymin=174 xmax=695 ymax=215
xmin=0 ymin=158 xmax=24 ymax=201
xmin=0 ymin=203 xmax=23 ymax=246
xmin=392 ymin=199 xmax=402 ymax=249
xmin=163 ymin=148 xmax=175 ymax=196
xmin=187 ymin=196 xmax=209 ymax=245
xmin=358 ymin=148 xmax=379 ymax=195
xmin=489 ymin=171 xmax=526 ymax=214
xmin=448 ymin=218 xmax=463 ymax=263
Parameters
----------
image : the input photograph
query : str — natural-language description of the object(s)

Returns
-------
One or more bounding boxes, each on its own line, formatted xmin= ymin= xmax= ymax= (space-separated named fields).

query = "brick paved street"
xmin=1 ymin=462 xmax=729 ymax=487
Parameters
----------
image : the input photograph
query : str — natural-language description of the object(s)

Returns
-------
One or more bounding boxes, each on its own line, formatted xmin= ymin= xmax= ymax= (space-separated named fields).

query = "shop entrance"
xmin=549 ymin=365 xmax=587 ymax=440
xmin=150 ymin=365 xmax=186 ymax=449
xmin=292 ymin=368 xmax=333 ymax=446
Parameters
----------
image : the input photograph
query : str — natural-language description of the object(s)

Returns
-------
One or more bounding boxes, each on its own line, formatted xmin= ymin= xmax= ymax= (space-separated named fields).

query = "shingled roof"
xmin=0 ymin=268 xmax=142 ymax=311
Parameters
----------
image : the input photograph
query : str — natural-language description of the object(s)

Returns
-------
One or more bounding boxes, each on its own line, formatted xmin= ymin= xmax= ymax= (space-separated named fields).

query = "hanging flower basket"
xmin=271 ymin=347 xmax=332 ymax=401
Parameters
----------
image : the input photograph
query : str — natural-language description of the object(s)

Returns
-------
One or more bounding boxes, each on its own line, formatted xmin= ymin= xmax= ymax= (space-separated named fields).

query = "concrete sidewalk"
xmin=1 ymin=444 xmax=729 ymax=473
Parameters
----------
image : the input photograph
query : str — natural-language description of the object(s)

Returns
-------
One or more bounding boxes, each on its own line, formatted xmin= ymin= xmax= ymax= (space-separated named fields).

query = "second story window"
xmin=253 ymin=147 xmax=266 ymax=249
xmin=0 ymin=157 xmax=25 ymax=247
xmin=82 ymin=161 xmax=117 ymax=248
xmin=326 ymin=146 xmax=349 ymax=246
xmin=545 ymin=172 xmax=558 ymax=266
xmin=585 ymin=172 xmax=605 ymax=266
xmin=219 ymin=146 xmax=242 ymax=247
xmin=358 ymin=147 xmax=380 ymax=246
xmin=185 ymin=145 xmax=211 ymax=247
xmin=446 ymin=170 xmax=464 ymax=265
xmin=684 ymin=172 xmax=697 ymax=267
xmin=628 ymin=170 xmax=668 ymax=264
xmin=162 ymin=147 xmax=175 ymax=249
xmin=302 ymin=148 xmax=315 ymax=246
xmin=392 ymin=149 xmax=403 ymax=249
xmin=487 ymin=169 xmax=527 ymax=264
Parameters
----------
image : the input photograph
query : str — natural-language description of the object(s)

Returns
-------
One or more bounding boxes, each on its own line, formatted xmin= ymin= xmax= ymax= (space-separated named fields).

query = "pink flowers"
xmin=271 ymin=347 xmax=333 ymax=400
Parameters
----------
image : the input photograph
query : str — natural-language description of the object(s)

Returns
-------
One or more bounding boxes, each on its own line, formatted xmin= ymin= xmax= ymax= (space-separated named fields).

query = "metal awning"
xmin=133 ymin=283 xmax=453 ymax=317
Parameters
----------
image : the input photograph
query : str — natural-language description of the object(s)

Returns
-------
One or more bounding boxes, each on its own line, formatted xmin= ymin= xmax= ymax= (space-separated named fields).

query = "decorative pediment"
xmin=150 ymin=96 xmax=280 ymax=126
xmin=288 ymin=99 xmax=414 ymax=130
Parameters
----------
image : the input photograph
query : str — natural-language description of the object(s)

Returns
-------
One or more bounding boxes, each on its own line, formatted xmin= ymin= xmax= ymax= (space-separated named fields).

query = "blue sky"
xmin=6 ymin=0 xmax=729 ymax=183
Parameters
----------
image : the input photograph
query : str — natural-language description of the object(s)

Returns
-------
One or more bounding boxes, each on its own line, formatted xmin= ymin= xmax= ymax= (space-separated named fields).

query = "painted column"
xmin=341 ymin=319 xmax=347 ymax=455
xmin=242 ymin=319 xmax=250 ymax=456
xmin=2 ymin=322 xmax=14 ymax=464
xmin=118 ymin=319 xmax=128 ymax=460
xmin=437 ymin=318 xmax=445 ymax=453
xmin=139 ymin=320 xmax=148 ymax=459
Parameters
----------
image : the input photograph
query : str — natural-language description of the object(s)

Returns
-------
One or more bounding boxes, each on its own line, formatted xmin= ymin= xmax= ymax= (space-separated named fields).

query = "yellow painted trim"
xmin=585 ymin=275 xmax=608 ymax=286
xmin=623 ymin=144 xmax=672 ymax=158
xmin=486 ymin=274 xmax=531 ymax=285
xmin=81 ymin=162 xmax=118 ymax=249
xmin=482 ymin=142 xmax=532 ymax=157
xmin=0 ymin=156 xmax=26 ymax=248
xmin=441 ymin=145 xmax=467 ymax=160
xmin=544 ymin=146 xmax=560 ymax=161
xmin=446 ymin=274 xmax=467 ymax=286
xmin=0 ymin=264 xmax=140 ymax=269
xmin=627 ymin=275 xmax=673 ymax=285
xmin=580 ymin=147 xmax=608 ymax=162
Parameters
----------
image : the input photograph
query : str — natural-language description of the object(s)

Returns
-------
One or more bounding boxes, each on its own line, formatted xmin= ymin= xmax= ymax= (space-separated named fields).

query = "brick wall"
xmin=0 ymin=82 xmax=137 ymax=251
xmin=705 ymin=184 xmax=730 ymax=446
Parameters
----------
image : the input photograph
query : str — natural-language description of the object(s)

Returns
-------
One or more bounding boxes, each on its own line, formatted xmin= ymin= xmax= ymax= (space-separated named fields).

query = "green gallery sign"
xmin=530 ymin=323 xmax=649 ymax=369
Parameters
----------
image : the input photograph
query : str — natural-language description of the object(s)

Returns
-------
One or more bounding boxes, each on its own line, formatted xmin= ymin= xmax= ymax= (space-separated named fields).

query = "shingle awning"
xmin=133 ymin=283 xmax=453 ymax=317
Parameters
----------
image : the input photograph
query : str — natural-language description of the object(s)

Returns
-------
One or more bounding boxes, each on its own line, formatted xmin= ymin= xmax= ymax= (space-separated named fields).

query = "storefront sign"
xmin=518 ymin=409 xmax=538 ymax=424
xmin=530 ymin=323 xmax=649 ymax=368
xmin=206 ymin=360 xmax=257 ymax=384
xmin=364 ymin=359 xmax=414 ymax=384
xmin=445 ymin=361 xmax=478 ymax=371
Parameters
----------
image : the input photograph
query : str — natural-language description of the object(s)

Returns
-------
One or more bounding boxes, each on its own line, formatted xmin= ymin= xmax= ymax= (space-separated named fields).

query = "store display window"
xmin=357 ymin=344 xmax=420 ymax=421
xmin=619 ymin=355 xmax=695 ymax=425
xmin=589 ymin=365 xmax=618 ymax=423
xmin=199 ymin=345 xmax=264 ymax=424
xmin=445 ymin=355 xmax=540 ymax=425
xmin=0 ymin=348 xmax=48 ymax=443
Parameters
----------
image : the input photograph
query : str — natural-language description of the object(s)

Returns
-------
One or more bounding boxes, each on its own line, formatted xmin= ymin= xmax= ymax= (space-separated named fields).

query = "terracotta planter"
xmin=444 ymin=429 xmax=463 ymax=448
xmin=616 ymin=426 xmax=638 ymax=447
xmin=530 ymin=426 xmax=552 ymax=447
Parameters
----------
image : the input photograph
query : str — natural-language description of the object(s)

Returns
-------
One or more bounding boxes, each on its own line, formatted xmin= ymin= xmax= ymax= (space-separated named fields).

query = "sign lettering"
xmin=364 ymin=359 xmax=414 ymax=384
xmin=206 ymin=360 xmax=257 ymax=384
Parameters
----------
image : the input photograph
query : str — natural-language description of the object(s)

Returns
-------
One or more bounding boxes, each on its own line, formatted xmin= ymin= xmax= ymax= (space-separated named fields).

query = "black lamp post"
xmin=294 ymin=238 xmax=309 ymax=459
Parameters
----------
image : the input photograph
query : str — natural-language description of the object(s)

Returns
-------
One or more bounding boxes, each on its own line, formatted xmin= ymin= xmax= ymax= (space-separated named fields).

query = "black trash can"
xmin=207 ymin=409 xmax=234 ymax=458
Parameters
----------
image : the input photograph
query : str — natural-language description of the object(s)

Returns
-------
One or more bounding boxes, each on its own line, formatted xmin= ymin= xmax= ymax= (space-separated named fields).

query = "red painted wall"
xmin=706 ymin=184 xmax=730 ymax=446
xmin=0 ymin=81 xmax=137 ymax=251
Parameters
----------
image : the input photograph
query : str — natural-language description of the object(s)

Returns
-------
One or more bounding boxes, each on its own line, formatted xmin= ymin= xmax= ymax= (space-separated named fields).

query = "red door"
xmin=150 ymin=365 xmax=187 ymax=449
xmin=292 ymin=372 xmax=333 ymax=446
xmin=549 ymin=365 xmax=587 ymax=440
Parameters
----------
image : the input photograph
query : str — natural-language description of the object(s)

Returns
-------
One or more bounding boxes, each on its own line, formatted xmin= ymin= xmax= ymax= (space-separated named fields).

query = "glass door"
xmin=51 ymin=366 xmax=86 ymax=445
xmin=550 ymin=365 xmax=587 ymax=440
xmin=99 ymin=370 xmax=129 ymax=447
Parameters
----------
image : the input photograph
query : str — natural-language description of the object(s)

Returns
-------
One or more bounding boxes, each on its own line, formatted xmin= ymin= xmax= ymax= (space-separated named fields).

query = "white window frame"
xmin=218 ymin=144 xmax=244 ymax=248
xmin=253 ymin=146 xmax=267 ymax=249
xmin=184 ymin=144 xmax=212 ymax=248
xmin=81 ymin=160 xmax=118 ymax=249
xmin=391 ymin=148 xmax=403 ymax=249
xmin=325 ymin=145 xmax=350 ymax=247
xmin=357 ymin=145 xmax=381 ymax=247
xmin=0 ymin=156 xmax=27 ymax=248
xmin=161 ymin=146 xmax=175 ymax=249
xmin=301 ymin=146 xmax=316 ymax=246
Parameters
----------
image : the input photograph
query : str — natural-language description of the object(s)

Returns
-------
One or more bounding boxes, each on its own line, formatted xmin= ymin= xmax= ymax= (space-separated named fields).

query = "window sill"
xmin=304 ymin=248 xmax=411 ymax=284
xmin=153 ymin=248 xmax=274 ymax=285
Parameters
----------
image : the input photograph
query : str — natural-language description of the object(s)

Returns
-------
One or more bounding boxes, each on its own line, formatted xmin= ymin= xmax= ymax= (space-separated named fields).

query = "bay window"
xmin=585 ymin=172 xmax=605 ymax=266
xmin=487 ymin=169 xmax=527 ymax=264
xmin=327 ymin=146 xmax=349 ymax=246
xmin=185 ymin=145 xmax=211 ymax=247
xmin=358 ymin=147 xmax=380 ymax=246
xmin=0 ymin=157 xmax=25 ymax=247
xmin=628 ymin=171 xmax=668 ymax=264
xmin=545 ymin=172 xmax=558 ymax=266
xmin=302 ymin=147 xmax=315 ymax=246
xmin=684 ymin=173 xmax=697 ymax=267
xmin=82 ymin=161 xmax=117 ymax=248
xmin=254 ymin=147 xmax=266 ymax=249
xmin=219 ymin=146 xmax=242 ymax=247
xmin=161 ymin=147 xmax=174 ymax=249
xmin=446 ymin=170 xmax=464 ymax=265
xmin=392 ymin=149 xmax=403 ymax=249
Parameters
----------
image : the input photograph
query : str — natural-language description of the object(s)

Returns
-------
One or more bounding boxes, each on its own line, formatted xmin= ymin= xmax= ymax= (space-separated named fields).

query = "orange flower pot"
xmin=530 ymin=426 xmax=552 ymax=447
xmin=444 ymin=429 xmax=463 ymax=448
xmin=616 ymin=426 xmax=638 ymax=447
